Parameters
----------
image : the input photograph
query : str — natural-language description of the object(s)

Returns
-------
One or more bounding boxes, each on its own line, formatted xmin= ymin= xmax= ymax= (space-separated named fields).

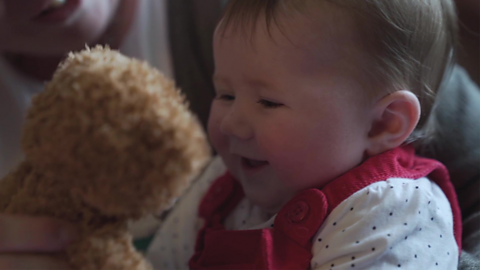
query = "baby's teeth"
xmin=49 ymin=0 xmax=66 ymax=8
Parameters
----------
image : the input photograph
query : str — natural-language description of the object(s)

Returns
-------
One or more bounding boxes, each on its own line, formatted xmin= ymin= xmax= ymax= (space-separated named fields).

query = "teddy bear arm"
xmin=0 ymin=161 xmax=31 ymax=211
xmin=67 ymin=223 xmax=153 ymax=270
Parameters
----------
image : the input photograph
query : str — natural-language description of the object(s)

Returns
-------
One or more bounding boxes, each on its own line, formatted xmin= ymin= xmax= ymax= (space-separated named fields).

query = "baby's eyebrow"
xmin=213 ymin=75 xmax=274 ymax=91
xmin=212 ymin=75 xmax=231 ymax=89
xmin=213 ymin=75 xmax=233 ymax=85
xmin=245 ymin=78 xmax=272 ymax=90
xmin=212 ymin=75 xmax=224 ymax=83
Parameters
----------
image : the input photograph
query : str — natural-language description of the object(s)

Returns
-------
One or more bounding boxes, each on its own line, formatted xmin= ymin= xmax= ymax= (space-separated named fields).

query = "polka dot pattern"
xmin=145 ymin=158 xmax=458 ymax=269
xmin=310 ymin=178 xmax=458 ymax=269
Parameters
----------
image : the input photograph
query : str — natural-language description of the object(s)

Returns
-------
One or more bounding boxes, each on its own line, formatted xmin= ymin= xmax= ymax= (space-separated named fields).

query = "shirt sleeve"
xmin=310 ymin=177 xmax=458 ymax=270
xmin=146 ymin=156 xmax=226 ymax=270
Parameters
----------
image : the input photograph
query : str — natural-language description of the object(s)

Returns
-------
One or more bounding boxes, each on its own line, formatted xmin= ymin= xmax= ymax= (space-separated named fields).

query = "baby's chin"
xmin=226 ymin=161 xmax=294 ymax=213
xmin=243 ymin=186 xmax=293 ymax=215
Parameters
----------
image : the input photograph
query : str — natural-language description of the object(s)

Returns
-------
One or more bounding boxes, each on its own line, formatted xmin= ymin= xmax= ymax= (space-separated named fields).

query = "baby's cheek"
xmin=259 ymin=126 xmax=321 ymax=182
xmin=207 ymin=128 xmax=224 ymax=154
xmin=207 ymin=109 xmax=224 ymax=149
xmin=259 ymin=127 xmax=300 ymax=163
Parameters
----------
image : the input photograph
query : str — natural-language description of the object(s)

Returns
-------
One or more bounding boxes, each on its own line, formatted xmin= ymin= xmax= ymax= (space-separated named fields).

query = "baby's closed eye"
xmin=216 ymin=94 xmax=235 ymax=101
xmin=257 ymin=99 xmax=283 ymax=109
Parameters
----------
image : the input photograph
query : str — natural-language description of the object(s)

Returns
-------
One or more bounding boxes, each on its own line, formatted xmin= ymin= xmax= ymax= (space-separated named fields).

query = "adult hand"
xmin=0 ymin=214 xmax=76 ymax=270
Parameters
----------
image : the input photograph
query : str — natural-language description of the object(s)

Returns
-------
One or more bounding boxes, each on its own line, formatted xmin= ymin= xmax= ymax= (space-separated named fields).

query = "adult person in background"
xmin=425 ymin=1 xmax=480 ymax=268
xmin=0 ymin=0 xmax=478 ymax=269
xmin=0 ymin=0 xmax=221 ymax=179
xmin=421 ymin=1 xmax=479 ymax=268
xmin=0 ymin=0 xmax=219 ymax=268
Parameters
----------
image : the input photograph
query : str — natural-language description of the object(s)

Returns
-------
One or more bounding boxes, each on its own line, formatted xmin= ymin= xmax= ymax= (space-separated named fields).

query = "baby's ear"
xmin=366 ymin=90 xmax=420 ymax=156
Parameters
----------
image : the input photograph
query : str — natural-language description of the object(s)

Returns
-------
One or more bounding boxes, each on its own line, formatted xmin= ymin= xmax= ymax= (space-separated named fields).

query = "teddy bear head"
xmin=21 ymin=46 xmax=210 ymax=219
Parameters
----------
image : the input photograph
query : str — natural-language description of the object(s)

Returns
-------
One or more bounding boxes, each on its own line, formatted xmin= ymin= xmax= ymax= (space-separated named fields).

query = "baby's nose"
xmin=220 ymin=108 xmax=253 ymax=141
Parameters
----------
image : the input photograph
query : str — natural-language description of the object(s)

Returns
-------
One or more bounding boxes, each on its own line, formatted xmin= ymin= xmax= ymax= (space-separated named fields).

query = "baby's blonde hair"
xmin=220 ymin=0 xmax=458 ymax=133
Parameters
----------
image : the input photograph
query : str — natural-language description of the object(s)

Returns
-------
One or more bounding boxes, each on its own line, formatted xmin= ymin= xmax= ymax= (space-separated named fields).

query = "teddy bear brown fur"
xmin=0 ymin=46 xmax=211 ymax=270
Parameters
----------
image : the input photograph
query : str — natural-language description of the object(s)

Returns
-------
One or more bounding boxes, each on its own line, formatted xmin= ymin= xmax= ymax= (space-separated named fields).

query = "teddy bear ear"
xmin=22 ymin=46 xmax=211 ymax=219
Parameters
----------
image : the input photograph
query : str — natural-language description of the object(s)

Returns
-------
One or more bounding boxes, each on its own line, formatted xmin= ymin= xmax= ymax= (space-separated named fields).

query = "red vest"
xmin=189 ymin=146 xmax=462 ymax=269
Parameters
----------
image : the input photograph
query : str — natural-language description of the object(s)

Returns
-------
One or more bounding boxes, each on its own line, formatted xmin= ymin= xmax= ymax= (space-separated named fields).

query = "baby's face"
xmin=209 ymin=4 xmax=376 ymax=213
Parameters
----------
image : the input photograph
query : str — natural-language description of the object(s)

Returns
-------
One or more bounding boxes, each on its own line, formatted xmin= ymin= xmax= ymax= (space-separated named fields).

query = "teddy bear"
xmin=0 ymin=46 xmax=211 ymax=270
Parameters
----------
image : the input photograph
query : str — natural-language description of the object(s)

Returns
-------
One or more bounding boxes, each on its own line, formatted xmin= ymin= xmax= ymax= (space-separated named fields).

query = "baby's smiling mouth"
xmin=241 ymin=157 xmax=269 ymax=169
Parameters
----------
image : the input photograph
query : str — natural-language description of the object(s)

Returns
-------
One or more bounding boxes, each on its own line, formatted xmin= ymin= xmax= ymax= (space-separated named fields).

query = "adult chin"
xmin=3 ymin=27 xmax=105 ymax=56
xmin=2 ymin=0 xmax=120 ymax=56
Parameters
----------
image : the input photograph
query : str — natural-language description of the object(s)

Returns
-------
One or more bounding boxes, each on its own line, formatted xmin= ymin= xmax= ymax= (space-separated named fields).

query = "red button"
xmin=287 ymin=201 xmax=310 ymax=223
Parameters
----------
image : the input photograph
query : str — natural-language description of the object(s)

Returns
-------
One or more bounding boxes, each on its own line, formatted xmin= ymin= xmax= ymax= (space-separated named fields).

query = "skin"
xmin=0 ymin=215 xmax=77 ymax=269
xmin=208 ymin=2 xmax=410 ymax=214
xmin=0 ymin=0 xmax=138 ymax=81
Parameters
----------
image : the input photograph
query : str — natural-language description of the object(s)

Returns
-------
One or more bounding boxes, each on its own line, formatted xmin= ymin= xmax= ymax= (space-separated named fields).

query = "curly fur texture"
xmin=0 ymin=46 xmax=211 ymax=270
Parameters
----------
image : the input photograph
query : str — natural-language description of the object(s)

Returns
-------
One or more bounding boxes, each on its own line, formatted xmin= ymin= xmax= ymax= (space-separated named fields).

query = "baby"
xmin=147 ymin=0 xmax=462 ymax=269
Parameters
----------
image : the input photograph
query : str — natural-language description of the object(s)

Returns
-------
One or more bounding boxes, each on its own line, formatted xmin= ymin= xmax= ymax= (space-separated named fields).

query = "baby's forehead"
xmin=218 ymin=2 xmax=371 ymax=59
xmin=216 ymin=4 xmax=375 ymax=81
